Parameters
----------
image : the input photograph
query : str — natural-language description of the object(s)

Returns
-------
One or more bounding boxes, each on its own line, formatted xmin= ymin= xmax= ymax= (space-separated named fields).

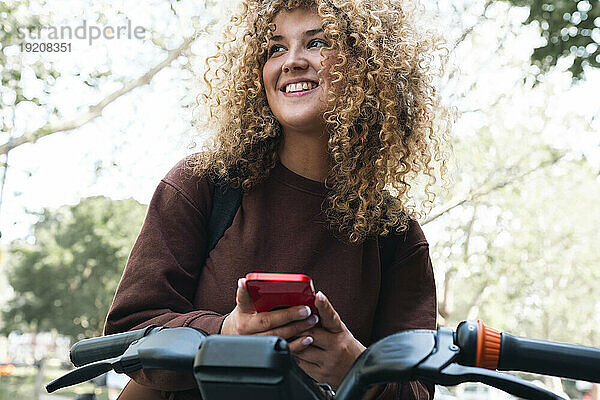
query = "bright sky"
xmin=1 ymin=0 xmax=599 ymax=247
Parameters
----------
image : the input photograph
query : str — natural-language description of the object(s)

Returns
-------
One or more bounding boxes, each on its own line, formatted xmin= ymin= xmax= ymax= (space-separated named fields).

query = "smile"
xmin=281 ymin=82 xmax=319 ymax=98
xmin=283 ymin=81 xmax=318 ymax=93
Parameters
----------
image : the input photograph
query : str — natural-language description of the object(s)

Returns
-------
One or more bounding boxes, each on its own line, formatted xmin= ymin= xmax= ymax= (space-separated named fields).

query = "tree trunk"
xmin=33 ymin=356 xmax=46 ymax=400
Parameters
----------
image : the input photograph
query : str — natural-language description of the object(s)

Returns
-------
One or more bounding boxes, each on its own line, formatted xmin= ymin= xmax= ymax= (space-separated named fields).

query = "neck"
xmin=278 ymin=127 xmax=330 ymax=182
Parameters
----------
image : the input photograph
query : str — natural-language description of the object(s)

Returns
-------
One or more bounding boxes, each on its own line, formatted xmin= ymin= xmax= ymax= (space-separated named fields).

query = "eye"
xmin=268 ymin=44 xmax=285 ymax=57
xmin=309 ymin=39 xmax=329 ymax=49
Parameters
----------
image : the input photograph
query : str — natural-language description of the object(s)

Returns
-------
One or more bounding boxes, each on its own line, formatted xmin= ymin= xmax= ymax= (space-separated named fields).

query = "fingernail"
xmin=238 ymin=278 xmax=244 ymax=288
xmin=298 ymin=306 xmax=311 ymax=318
xmin=307 ymin=315 xmax=318 ymax=325
xmin=316 ymin=291 xmax=325 ymax=301
xmin=302 ymin=336 xmax=313 ymax=345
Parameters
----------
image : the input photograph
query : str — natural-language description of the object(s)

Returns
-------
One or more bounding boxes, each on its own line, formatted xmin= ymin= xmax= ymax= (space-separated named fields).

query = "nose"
xmin=282 ymin=47 xmax=309 ymax=72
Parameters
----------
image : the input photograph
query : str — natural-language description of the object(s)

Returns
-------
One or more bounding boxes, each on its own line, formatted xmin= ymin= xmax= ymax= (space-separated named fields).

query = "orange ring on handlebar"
xmin=475 ymin=320 xmax=501 ymax=370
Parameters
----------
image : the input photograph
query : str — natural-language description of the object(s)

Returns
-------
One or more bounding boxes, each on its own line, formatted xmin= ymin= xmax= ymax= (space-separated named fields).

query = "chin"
xmin=277 ymin=108 xmax=326 ymax=128
xmin=282 ymin=117 xmax=326 ymax=132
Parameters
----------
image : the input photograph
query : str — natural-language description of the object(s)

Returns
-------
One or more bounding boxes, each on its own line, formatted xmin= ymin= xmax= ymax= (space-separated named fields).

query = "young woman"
xmin=105 ymin=1 xmax=452 ymax=399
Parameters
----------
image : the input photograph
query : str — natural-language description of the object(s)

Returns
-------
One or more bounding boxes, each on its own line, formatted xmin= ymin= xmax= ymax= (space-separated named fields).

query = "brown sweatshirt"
xmin=105 ymin=157 xmax=437 ymax=399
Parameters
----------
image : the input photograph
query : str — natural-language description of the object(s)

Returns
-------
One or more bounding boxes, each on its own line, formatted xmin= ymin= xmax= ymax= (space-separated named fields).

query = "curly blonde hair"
xmin=192 ymin=0 xmax=453 ymax=244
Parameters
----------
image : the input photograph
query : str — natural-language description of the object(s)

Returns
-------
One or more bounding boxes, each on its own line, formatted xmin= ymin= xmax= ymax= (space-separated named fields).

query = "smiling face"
xmin=262 ymin=7 xmax=333 ymax=135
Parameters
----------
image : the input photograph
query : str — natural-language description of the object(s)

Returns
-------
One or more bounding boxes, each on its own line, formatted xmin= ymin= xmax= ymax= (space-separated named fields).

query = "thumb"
xmin=315 ymin=291 xmax=344 ymax=333
xmin=235 ymin=278 xmax=255 ymax=314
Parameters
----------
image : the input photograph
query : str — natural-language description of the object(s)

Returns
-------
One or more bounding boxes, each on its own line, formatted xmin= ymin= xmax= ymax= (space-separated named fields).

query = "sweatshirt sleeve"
xmin=104 ymin=158 xmax=225 ymax=390
xmin=371 ymin=219 xmax=437 ymax=400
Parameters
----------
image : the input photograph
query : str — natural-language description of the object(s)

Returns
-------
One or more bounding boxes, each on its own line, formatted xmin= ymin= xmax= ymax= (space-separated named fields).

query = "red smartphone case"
xmin=245 ymin=273 xmax=317 ymax=314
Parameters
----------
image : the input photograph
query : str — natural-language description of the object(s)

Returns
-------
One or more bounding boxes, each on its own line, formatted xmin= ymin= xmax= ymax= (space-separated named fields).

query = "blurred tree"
xmin=503 ymin=0 xmax=600 ymax=81
xmin=0 ymin=0 xmax=203 ymax=156
xmin=432 ymin=156 xmax=600 ymax=346
xmin=0 ymin=0 xmax=215 ymax=246
xmin=1 ymin=196 xmax=146 ymax=339
xmin=422 ymin=0 xmax=600 ymax=353
xmin=426 ymin=77 xmax=600 ymax=347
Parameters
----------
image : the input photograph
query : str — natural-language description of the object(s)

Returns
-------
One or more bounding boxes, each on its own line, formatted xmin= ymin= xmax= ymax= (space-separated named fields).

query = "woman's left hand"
xmin=289 ymin=291 xmax=366 ymax=390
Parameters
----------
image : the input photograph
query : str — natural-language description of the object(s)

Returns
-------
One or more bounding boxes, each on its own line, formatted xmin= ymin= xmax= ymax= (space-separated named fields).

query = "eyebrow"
xmin=270 ymin=28 xmax=323 ymax=42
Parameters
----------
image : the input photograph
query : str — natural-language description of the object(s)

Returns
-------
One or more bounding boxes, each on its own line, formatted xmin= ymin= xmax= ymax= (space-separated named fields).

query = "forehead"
xmin=271 ymin=7 xmax=322 ymax=33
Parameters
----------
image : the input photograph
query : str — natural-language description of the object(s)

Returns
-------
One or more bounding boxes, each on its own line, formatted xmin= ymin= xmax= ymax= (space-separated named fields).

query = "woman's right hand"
xmin=220 ymin=278 xmax=319 ymax=351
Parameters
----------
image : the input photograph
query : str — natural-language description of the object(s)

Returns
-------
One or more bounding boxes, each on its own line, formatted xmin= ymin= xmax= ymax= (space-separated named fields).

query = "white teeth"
xmin=285 ymin=81 xmax=316 ymax=93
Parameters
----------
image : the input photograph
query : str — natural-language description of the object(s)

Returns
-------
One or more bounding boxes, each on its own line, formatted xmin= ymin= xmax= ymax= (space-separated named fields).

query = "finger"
xmin=301 ymin=327 xmax=335 ymax=350
xmin=294 ymin=357 xmax=319 ymax=382
xmin=314 ymin=291 xmax=344 ymax=333
xmin=294 ymin=345 xmax=325 ymax=367
xmin=288 ymin=335 xmax=314 ymax=354
xmin=294 ymin=354 xmax=321 ymax=375
xmin=258 ymin=314 xmax=319 ymax=338
xmin=259 ymin=304 xmax=313 ymax=329
xmin=235 ymin=278 xmax=255 ymax=314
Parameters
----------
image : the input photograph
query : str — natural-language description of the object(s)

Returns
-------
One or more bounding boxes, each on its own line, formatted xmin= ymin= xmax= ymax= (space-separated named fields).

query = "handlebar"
xmin=455 ymin=320 xmax=600 ymax=382
xmin=70 ymin=325 xmax=160 ymax=367
xmin=47 ymin=320 xmax=600 ymax=400
xmin=499 ymin=333 xmax=600 ymax=382
xmin=335 ymin=327 xmax=565 ymax=400
xmin=46 ymin=326 xmax=206 ymax=393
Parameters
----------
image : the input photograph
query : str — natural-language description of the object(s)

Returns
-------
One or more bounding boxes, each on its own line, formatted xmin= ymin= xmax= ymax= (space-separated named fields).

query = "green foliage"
xmin=504 ymin=0 xmax=600 ymax=81
xmin=1 ymin=196 xmax=146 ymax=339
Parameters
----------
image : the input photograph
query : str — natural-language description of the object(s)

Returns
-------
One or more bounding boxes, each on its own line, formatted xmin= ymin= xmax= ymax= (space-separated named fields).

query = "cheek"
xmin=262 ymin=62 xmax=278 ymax=90
xmin=318 ymin=55 xmax=337 ymax=89
xmin=261 ymin=67 xmax=273 ymax=101
xmin=262 ymin=64 xmax=281 ymax=107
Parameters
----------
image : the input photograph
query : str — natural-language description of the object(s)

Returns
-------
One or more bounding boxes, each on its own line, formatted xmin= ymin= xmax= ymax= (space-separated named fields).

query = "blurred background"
xmin=0 ymin=0 xmax=598 ymax=399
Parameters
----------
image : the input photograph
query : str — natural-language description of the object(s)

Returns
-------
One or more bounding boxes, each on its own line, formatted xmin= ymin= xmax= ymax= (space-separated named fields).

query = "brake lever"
xmin=46 ymin=335 xmax=148 ymax=393
xmin=46 ymin=356 xmax=122 ymax=393
xmin=46 ymin=327 xmax=205 ymax=393
xmin=438 ymin=364 xmax=565 ymax=400
xmin=335 ymin=330 xmax=437 ymax=400
xmin=335 ymin=328 xmax=566 ymax=400
xmin=415 ymin=328 xmax=565 ymax=400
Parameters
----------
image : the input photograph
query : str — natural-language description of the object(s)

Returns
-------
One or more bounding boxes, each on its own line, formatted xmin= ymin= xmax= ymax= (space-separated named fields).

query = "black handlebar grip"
xmin=70 ymin=325 xmax=159 ymax=367
xmin=498 ymin=333 xmax=600 ymax=383
xmin=455 ymin=320 xmax=478 ymax=366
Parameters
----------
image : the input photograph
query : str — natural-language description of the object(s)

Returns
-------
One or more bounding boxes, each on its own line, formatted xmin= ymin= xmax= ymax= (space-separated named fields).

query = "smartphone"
xmin=245 ymin=272 xmax=317 ymax=315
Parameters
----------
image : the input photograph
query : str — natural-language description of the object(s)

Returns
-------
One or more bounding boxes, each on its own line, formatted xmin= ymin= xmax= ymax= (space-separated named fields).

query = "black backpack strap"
xmin=206 ymin=178 xmax=242 ymax=257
